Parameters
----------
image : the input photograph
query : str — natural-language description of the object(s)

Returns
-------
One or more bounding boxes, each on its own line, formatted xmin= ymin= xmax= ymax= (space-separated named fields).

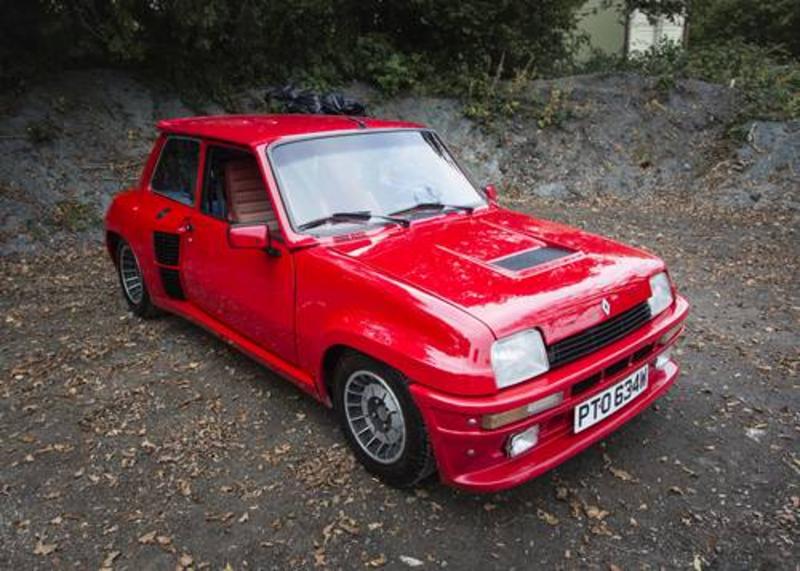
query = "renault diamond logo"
xmin=601 ymin=298 xmax=611 ymax=316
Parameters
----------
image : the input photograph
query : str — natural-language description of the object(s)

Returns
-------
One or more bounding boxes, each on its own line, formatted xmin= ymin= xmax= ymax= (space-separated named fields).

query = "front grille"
xmin=154 ymin=232 xmax=180 ymax=266
xmin=548 ymin=302 xmax=652 ymax=369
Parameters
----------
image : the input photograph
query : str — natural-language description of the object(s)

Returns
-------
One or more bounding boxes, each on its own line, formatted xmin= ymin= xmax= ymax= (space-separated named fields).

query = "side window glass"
xmin=151 ymin=138 xmax=200 ymax=206
xmin=201 ymin=146 xmax=249 ymax=220
xmin=201 ymin=146 xmax=279 ymax=233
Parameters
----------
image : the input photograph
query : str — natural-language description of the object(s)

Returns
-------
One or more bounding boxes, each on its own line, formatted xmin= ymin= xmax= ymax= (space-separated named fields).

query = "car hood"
xmin=329 ymin=209 xmax=663 ymax=343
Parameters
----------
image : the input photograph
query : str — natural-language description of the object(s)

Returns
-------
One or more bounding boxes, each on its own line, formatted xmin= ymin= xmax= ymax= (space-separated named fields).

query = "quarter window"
xmin=151 ymin=138 xmax=200 ymax=205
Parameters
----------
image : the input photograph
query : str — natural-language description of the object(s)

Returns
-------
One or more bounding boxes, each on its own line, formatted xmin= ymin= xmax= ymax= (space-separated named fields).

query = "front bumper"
xmin=410 ymin=295 xmax=689 ymax=493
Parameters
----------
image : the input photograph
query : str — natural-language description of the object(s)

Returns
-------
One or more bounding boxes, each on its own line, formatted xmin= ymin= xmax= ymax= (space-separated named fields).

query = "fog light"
xmin=655 ymin=348 xmax=672 ymax=370
xmin=506 ymin=425 xmax=539 ymax=458
xmin=482 ymin=392 xmax=564 ymax=429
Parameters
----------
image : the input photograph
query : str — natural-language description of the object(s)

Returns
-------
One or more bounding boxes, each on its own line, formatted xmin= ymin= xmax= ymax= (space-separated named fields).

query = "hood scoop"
xmin=491 ymin=246 xmax=574 ymax=273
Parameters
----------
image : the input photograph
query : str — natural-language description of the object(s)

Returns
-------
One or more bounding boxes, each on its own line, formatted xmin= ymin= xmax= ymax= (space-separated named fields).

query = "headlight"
xmin=648 ymin=272 xmax=674 ymax=316
xmin=491 ymin=329 xmax=549 ymax=389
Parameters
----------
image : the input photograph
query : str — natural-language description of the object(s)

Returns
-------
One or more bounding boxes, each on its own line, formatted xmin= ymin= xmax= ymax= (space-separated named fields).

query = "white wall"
xmin=627 ymin=10 xmax=685 ymax=54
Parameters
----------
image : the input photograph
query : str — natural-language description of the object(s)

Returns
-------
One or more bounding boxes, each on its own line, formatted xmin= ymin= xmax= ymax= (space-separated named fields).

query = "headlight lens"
xmin=648 ymin=272 xmax=674 ymax=316
xmin=491 ymin=329 xmax=549 ymax=389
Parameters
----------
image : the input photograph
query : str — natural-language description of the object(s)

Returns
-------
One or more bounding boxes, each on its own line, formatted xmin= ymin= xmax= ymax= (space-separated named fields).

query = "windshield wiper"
xmin=298 ymin=210 xmax=410 ymax=231
xmin=390 ymin=202 xmax=475 ymax=216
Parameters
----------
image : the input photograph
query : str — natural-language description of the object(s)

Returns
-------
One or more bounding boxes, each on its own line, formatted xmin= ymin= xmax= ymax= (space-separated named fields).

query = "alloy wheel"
xmin=343 ymin=370 xmax=407 ymax=464
xmin=119 ymin=243 xmax=144 ymax=305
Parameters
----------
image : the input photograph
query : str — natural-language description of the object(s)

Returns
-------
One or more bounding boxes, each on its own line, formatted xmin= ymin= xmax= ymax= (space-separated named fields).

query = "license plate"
xmin=574 ymin=365 xmax=649 ymax=433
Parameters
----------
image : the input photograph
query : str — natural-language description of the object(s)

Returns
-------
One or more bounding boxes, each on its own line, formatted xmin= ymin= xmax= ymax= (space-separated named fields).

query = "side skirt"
xmin=153 ymin=296 xmax=320 ymax=400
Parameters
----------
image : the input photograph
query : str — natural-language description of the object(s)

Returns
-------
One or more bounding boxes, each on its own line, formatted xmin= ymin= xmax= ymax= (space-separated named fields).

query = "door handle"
xmin=178 ymin=219 xmax=193 ymax=234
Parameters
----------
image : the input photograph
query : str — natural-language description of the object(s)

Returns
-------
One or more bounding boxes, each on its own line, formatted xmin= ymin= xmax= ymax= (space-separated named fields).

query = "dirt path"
xmin=1 ymin=193 xmax=798 ymax=570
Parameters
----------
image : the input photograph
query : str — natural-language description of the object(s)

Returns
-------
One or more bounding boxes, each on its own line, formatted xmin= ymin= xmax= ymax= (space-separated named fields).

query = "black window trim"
xmin=149 ymin=135 xmax=202 ymax=207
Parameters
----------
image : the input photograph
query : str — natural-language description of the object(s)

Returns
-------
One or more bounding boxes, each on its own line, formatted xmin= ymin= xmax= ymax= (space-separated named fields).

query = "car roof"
xmin=156 ymin=114 xmax=423 ymax=146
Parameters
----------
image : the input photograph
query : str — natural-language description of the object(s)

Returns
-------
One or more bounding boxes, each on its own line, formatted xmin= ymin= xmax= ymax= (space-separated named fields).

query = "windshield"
xmin=269 ymin=130 xmax=485 ymax=233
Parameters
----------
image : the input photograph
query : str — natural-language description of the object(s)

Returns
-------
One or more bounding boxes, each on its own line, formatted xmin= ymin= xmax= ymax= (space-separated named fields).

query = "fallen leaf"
xmin=178 ymin=479 xmax=191 ymax=497
xmin=609 ymin=467 xmax=636 ymax=482
xmin=367 ymin=554 xmax=387 ymax=567
xmin=590 ymin=521 xmax=613 ymax=536
xmin=399 ymin=555 xmax=424 ymax=567
xmin=138 ymin=530 xmax=157 ymax=544
xmin=102 ymin=550 xmax=121 ymax=568
xmin=338 ymin=519 xmax=359 ymax=535
xmin=33 ymin=540 xmax=57 ymax=556
xmin=569 ymin=498 xmax=583 ymax=518
xmin=314 ymin=548 xmax=326 ymax=567
xmin=585 ymin=505 xmax=610 ymax=520
xmin=537 ymin=509 xmax=560 ymax=526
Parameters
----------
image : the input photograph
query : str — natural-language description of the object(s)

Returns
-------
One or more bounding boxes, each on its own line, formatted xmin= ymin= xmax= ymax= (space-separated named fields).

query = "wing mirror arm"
xmin=483 ymin=184 xmax=498 ymax=204
xmin=266 ymin=236 xmax=282 ymax=258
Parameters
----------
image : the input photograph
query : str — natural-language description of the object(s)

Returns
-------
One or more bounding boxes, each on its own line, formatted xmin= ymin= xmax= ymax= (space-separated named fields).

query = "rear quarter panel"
xmin=105 ymin=188 xmax=143 ymax=258
xmin=104 ymin=136 xmax=164 ymax=284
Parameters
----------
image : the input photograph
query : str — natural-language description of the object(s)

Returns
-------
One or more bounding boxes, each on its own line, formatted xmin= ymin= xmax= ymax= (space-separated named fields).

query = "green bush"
xmin=671 ymin=42 xmax=796 ymax=119
xmin=576 ymin=40 xmax=799 ymax=120
xmin=2 ymin=0 xmax=797 ymax=122
xmin=0 ymin=0 xmax=583 ymax=96
xmin=691 ymin=0 xmax=800 ymax=58
xmin=354 ymin=35 xmax=428 ymax=96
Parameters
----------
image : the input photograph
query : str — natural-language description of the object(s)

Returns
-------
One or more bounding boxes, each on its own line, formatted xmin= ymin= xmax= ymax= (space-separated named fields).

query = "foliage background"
xmin=0 ymin=0 xmax=583 ymax=92
xmin=0 ymin=0 xmax=797 ymax=119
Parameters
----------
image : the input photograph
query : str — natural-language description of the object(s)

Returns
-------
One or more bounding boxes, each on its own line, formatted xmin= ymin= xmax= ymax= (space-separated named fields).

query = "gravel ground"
xmin=1 ymin=190 xmax=798 ymax=570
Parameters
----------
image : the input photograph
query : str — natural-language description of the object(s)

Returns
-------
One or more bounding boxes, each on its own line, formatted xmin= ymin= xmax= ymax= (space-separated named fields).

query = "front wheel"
xmin=116 ymin=240 xmax=159 ymax=318
xmin=333 ymin=353 xmax=436 ymax=488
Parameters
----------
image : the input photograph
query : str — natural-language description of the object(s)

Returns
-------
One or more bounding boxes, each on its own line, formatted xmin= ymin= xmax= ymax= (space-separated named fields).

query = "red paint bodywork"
xmin=105 ymin=115 xmax=688 ymax=492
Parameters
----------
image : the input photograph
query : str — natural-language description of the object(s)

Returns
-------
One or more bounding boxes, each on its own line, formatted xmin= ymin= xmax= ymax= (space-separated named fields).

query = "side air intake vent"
xmin=492 ymin=246 xmax=572 ymax=272
xmin=159 ymin=268 xmax=185 ymax=300
xmin=154 ymin=232 xmax=180 ymax=266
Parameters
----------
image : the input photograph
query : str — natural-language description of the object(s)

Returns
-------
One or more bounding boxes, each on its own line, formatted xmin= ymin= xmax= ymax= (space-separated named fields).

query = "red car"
xmin=105 ymin=115 xmax=688 ymax=492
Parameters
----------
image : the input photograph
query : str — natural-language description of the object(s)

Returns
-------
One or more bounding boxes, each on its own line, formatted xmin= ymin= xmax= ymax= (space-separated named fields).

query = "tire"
xmin=116 ymin=239 xmax=159 ymax=318
xmin=333 ymin=352 xmax=436 ymax=488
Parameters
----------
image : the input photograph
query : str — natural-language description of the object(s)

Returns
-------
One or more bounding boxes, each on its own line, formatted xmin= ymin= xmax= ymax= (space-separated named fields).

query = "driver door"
xmin=181 ymin=143 xmax=297 ymax=363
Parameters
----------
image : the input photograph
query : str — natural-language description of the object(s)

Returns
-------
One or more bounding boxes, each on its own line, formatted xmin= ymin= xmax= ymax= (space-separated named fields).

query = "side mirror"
xmin=483 ymin=184 xmax=498 ymax=204
xmin=228 ymin=224 xmax=270 ymax=250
